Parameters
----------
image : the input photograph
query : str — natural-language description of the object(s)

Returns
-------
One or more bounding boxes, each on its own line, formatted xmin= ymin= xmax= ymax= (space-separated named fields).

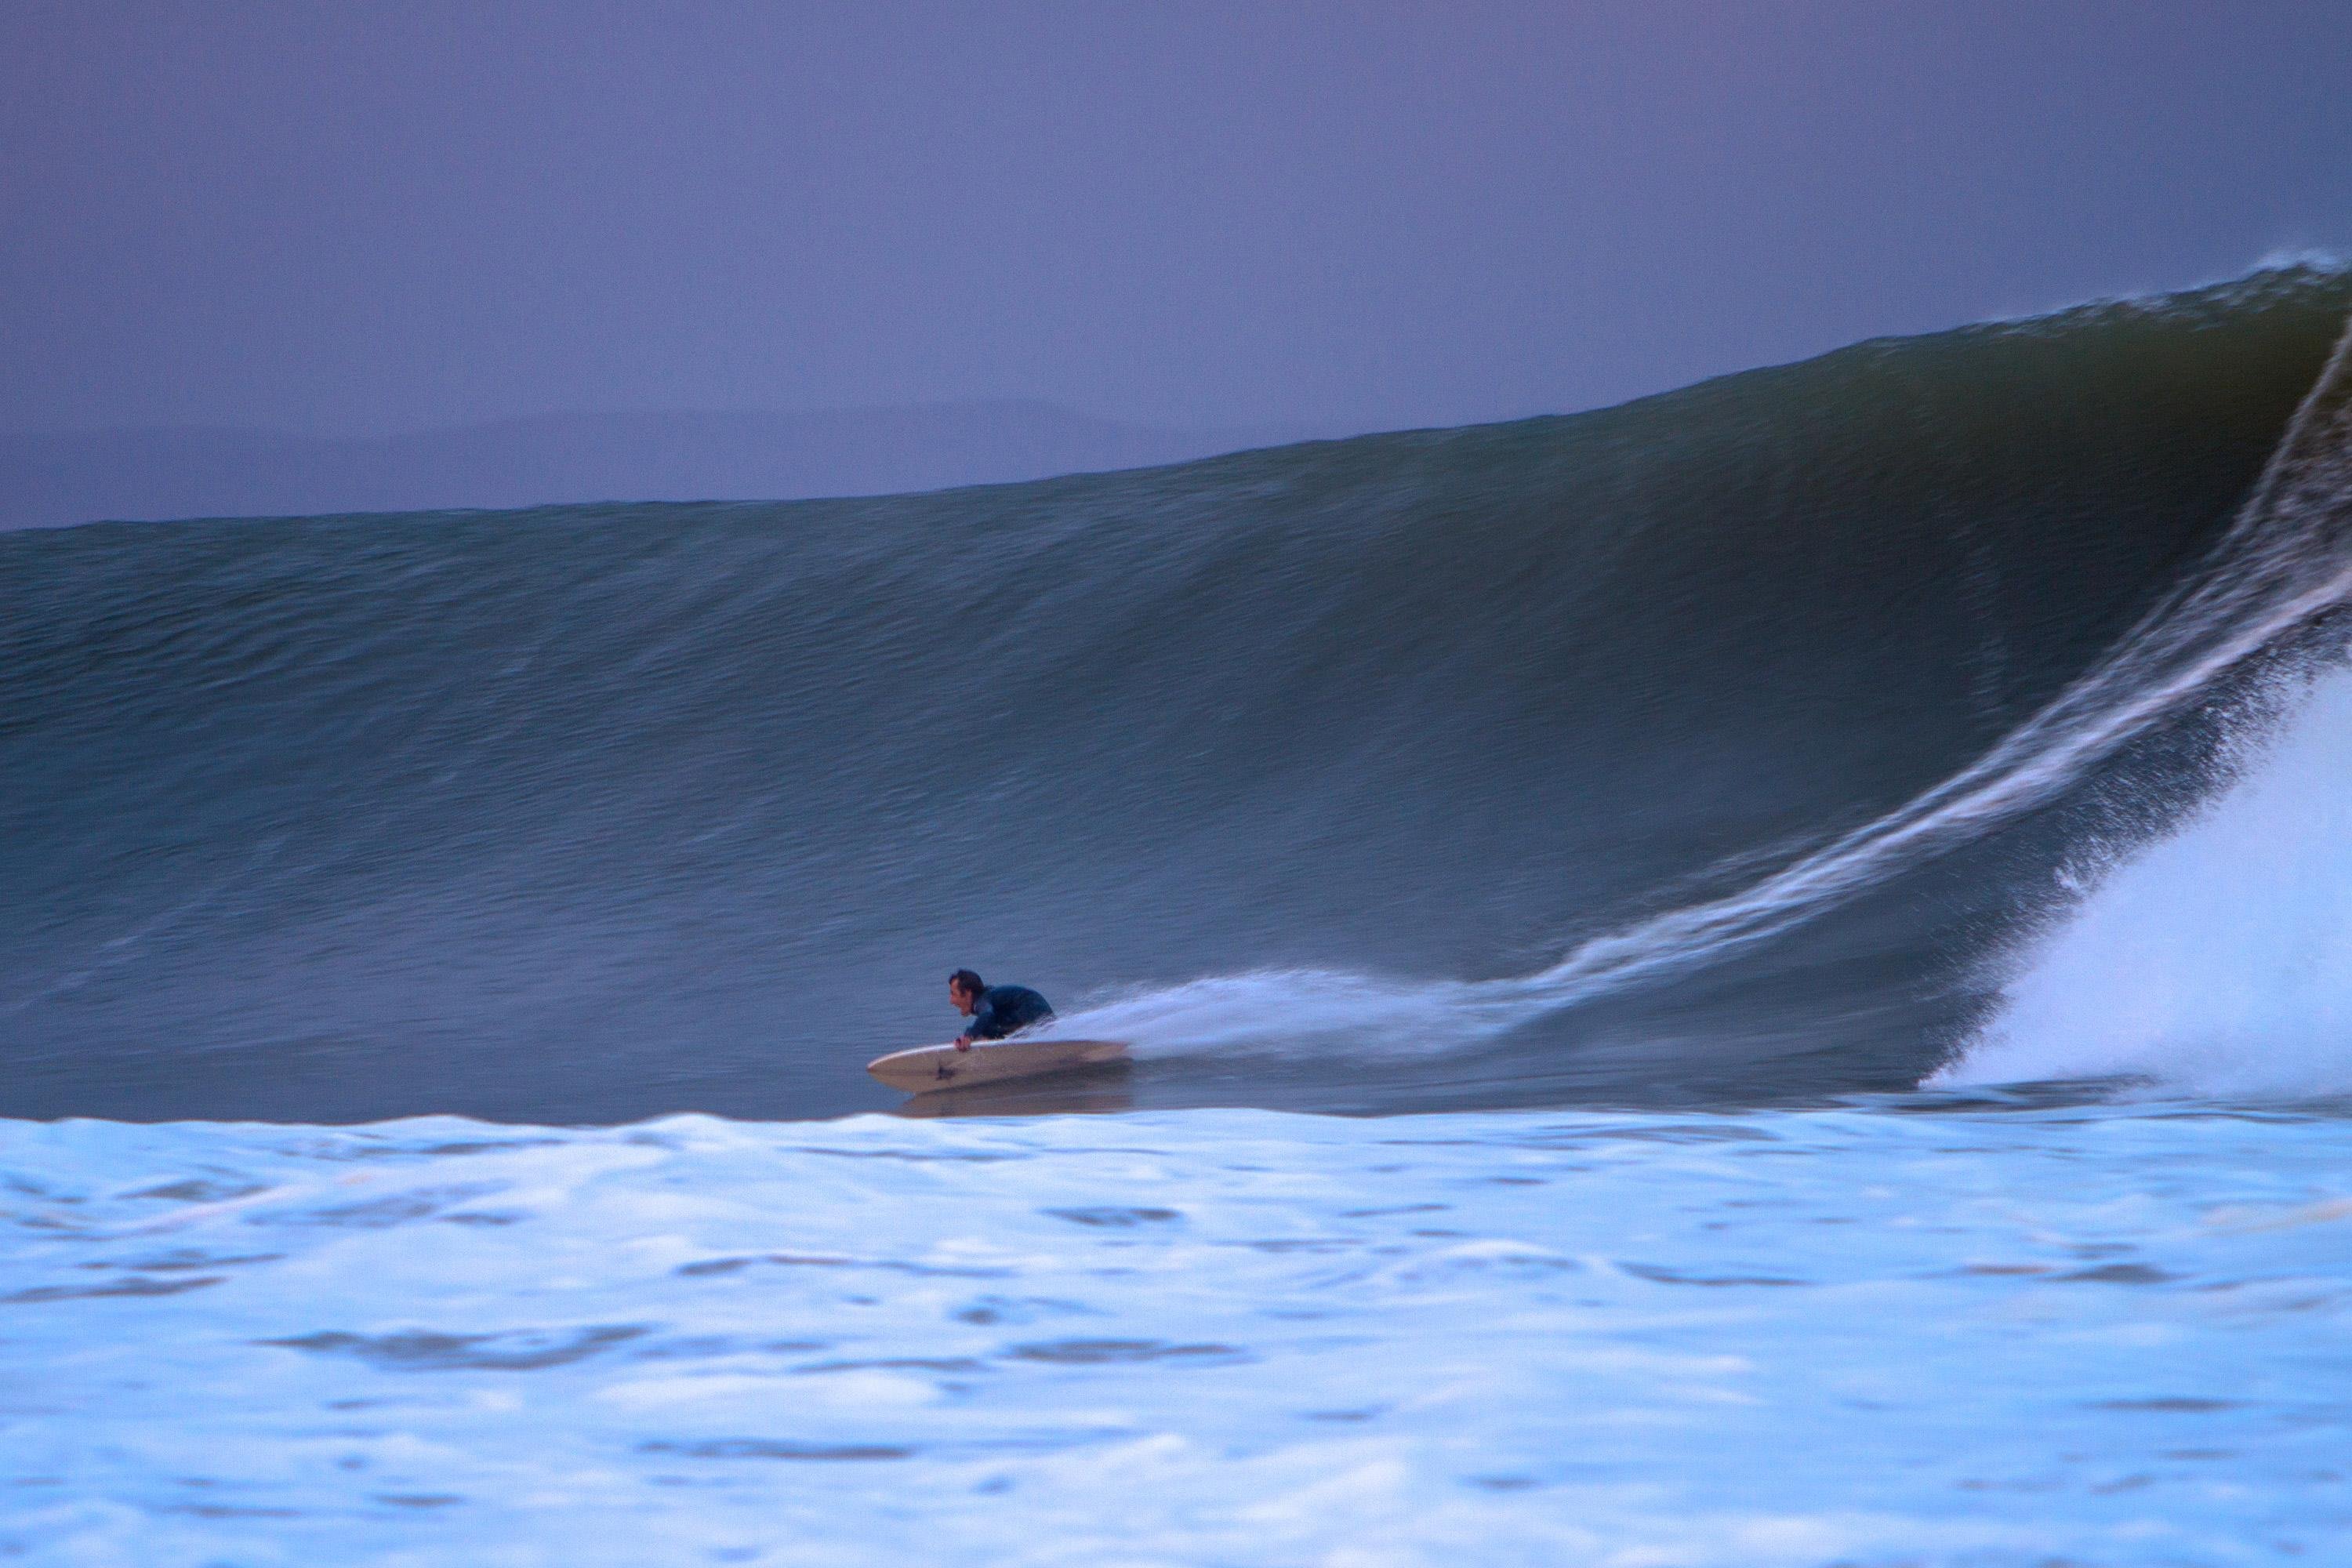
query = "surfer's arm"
xmin=956 ymin=993 xmax=1010 ymax=1048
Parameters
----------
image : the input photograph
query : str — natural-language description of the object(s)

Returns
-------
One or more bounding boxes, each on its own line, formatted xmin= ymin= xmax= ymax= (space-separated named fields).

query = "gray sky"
xmin=5 ymin=1 xmax=2349 ymax=439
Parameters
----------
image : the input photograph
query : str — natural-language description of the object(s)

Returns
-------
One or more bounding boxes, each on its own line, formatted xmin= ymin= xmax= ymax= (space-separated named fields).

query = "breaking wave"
xmin=5 ymin=265 xmax=2351 ymax=1119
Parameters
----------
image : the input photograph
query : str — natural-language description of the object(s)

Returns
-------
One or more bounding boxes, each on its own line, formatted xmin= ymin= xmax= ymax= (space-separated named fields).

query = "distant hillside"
xmin=0 ymin=402 xmax=1314 ymax=530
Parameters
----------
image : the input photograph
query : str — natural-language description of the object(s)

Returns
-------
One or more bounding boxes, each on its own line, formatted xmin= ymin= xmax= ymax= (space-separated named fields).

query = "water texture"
xmin=6 ymin=266 xmax=2352 ymax=1121
xmin=12 ymin=268 xmax=2352 ymax=1566
xmin=5 ymin=1105 xmax=2348 ymax=1566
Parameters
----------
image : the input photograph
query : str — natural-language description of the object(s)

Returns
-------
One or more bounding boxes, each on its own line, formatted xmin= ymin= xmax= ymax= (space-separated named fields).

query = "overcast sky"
xmin=5 ymin=1 xmax=2349 ymax=440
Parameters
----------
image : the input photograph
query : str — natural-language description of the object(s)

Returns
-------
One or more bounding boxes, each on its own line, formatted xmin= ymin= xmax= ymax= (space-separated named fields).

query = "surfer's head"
xmin=949 ymin=969 xmax=986 ymax=1014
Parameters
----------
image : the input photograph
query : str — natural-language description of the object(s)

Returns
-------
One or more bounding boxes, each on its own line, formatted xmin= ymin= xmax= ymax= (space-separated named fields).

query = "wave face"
xmin=5 ymin=267 xmax=2351 ymax=1122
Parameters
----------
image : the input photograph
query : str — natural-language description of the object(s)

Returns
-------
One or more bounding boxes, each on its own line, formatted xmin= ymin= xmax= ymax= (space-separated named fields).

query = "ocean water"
xmin=7 ymin=1103 xmax=2350 ymax=1566
xmin=9 ymin=265 xmax=2352 ymax=1563
xmin=8 ymin=265 xmax=2352 ymax=1123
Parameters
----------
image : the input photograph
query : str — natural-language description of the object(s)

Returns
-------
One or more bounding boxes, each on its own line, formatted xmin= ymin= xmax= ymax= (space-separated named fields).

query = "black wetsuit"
xmin=959 ymin=985 xmax=1054 ymax=1043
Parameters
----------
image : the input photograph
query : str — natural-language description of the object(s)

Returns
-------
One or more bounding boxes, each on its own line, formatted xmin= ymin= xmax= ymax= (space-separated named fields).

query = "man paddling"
xmin=949 ymin=969 xmax=1054 ymax=1050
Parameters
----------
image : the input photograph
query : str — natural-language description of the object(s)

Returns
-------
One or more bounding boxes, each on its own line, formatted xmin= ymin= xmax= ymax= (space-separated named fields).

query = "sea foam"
xmin=5 ymin=1105 xmax=2349 ymax=1564
xmin=1939 ymin=666 xmax=2352 ymax=1097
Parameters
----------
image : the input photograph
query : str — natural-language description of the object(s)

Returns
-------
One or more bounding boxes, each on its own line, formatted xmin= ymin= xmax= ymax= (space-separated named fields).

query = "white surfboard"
xmin=866 ymin=1037 xmax=1129 ymax=1095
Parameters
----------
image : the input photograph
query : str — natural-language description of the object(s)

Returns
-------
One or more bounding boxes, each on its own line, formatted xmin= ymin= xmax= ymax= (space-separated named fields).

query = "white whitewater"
xmin=1940 ymin=665 xmax=2352 ymax=1097
xmin=5 ymin=1105 xmax=2349 ymax=1564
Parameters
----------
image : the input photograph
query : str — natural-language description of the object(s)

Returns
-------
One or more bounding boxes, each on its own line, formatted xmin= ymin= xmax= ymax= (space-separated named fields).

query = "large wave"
xmin=5 ymin=265 xmax=2350 ymax=1120
xmin=1075 ymin=269 xmax=2352 ymax=1094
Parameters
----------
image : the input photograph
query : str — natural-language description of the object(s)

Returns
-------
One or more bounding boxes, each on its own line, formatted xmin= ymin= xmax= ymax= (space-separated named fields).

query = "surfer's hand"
xmin=954 ymin=1037 xmax=972 ymax=1052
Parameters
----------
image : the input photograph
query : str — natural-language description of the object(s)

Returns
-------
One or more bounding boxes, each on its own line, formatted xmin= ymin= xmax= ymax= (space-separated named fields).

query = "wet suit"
xmin=958 ymin=985 xmax=1054 ymax=1044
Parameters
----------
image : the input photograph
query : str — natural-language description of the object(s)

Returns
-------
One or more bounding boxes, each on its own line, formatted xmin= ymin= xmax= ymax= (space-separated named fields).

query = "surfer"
xmin=866 ymin=980 xmax=1115 ymax=1094
xmin=949 ymin=969 xmax=1054 ymax=1050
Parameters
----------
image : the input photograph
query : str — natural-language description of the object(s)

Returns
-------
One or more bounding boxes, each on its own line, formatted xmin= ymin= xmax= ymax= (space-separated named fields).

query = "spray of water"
xmin=1042 ymin=971 xmax=1517 ymax=1059
xmin=1936 ymin=666 xmax=2352 ymax=1098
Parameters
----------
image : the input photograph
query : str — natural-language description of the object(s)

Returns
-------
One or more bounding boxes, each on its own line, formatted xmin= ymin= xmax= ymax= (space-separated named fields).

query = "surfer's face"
xmin=949 ymin=981 xmax=978 ymax=1014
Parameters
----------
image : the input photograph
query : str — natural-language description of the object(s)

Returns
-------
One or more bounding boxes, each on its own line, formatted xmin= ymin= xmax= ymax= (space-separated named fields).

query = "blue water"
xmin=8 ymin=267 xmax=2350 ymax=1122
xmin=12 ymin=269 xmax=2352 ymax=1563
xmin=5 ymin=1102 xmax=2349 ymax=1565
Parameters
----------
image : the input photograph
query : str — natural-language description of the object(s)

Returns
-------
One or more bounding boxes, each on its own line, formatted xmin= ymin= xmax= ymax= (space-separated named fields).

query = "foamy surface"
xmin=5 ymin=1102 xmax=2348 ymax=1564
xmin=1942 ymin=669 xmax=2352 ymax=1099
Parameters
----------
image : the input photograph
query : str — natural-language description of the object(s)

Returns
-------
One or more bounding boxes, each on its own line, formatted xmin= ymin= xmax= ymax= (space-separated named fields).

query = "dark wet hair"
xmin=949 ymin=968 xmax=985 ymax=997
